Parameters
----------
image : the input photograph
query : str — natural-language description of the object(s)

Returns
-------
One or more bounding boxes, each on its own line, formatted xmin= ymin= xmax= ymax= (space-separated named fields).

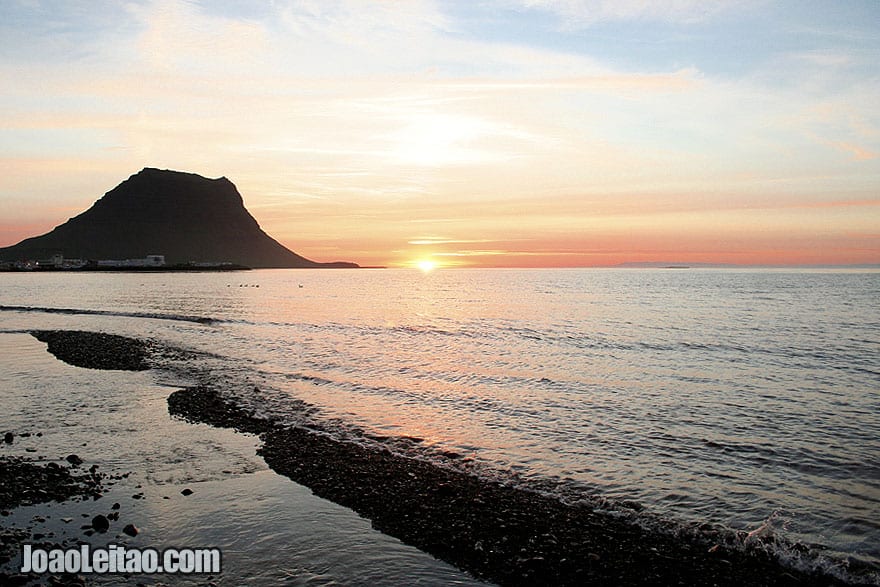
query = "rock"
xmin=66 ymin=454 xmax=83 ymax=466
xmin=1 ymin=456 xmax=109 ymax=509
xmin=123 ymin=524 xmax=139 ymax=537
xmin=4 ymin=432 xmax=14 ymax=444
xmin=49 ymin=575 xmax=85 ymax=587
xmin=180 ymin=488 xmax=194 ymax=496
xmin=31 ymin=331 xmax=150 ymax=371
xmin=91 ymin=514 xmax=110 ymax=533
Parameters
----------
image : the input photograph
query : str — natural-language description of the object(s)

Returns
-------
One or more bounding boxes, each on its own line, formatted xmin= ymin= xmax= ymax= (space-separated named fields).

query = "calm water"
xmin=1 ymin=268 xmax=878 ymax=581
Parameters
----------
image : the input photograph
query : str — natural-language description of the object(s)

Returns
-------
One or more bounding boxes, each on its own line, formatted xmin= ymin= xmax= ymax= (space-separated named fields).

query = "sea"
xmin=1 ymin=268 xmax=878 ymax=585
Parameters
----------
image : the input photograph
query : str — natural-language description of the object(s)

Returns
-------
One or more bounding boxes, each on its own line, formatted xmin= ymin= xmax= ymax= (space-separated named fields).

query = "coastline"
xmin=1 ymin=329 xmax=480 ymax=586
xmin=171 ymin=386 xmax=855 ymax=587
xmin=8 ymin=329 xmax=861 ymax=586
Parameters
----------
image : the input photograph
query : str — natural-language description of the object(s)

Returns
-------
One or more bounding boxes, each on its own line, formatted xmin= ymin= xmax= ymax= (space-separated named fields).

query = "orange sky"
xmin=1 ymin=1 xmax=878 ymax=268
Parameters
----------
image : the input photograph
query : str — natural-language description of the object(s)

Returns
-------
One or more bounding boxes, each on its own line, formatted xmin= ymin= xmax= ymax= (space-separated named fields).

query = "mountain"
xmin=0 ymin=168 xmax=358 ymax=268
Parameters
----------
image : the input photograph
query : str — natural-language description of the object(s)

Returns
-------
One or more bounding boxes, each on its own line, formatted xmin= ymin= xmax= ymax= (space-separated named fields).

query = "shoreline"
xmin=171 ymin=386 xmax=853 ymax=587
xmin=3 ymin=329 xmax=479 ymax=586
xmin=10 ymin=330 xmax=868 ymax=586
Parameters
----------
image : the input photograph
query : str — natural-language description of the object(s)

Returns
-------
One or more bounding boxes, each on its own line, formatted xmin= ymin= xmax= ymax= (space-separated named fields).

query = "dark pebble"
xmin=1 ymin=456 xmax=109 ymax=509
xmin=49 ymin=575 xmax=85 ymax=587
xmin=65 ymin=454 xmax=83 ymax=466
xmin=3 ymin=432 xmax=13 ymax=444
xmin=123 ymin=524 xmax=139 ymax=537
xmin=91 ymin=514 xmax=110 ymax=533
xmin=180 ymin=488 xmax=193 ymax=496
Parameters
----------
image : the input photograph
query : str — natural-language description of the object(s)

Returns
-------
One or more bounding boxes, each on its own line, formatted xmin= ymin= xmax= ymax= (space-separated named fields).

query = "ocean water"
xmin=1 ymin=268 xmax=878 ymax=582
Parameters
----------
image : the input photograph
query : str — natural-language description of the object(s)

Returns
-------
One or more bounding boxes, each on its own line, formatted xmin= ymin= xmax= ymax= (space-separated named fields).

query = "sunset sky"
xmin=1 ymin=0 xmax=878 ymax=268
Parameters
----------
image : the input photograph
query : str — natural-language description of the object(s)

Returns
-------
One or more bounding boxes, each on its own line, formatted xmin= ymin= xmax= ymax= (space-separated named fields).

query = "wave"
xmin=94 ymin=328 xmax=880 ymax=585
xmin=181 ymin=374 xmax=880 ymax=586
xmin=0 ymin=304 xmax=217 ymax=325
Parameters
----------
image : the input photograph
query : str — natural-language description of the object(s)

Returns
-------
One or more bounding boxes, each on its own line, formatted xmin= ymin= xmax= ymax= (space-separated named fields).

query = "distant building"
xmin=188 ymin=261 xmax=235 ymax=268
xmin=24 ymin=254 xmax=87 ymax=270
xmin=33 ymin=254 xmax=64 ymax=268
xmin=62 ymin=258 xmax=87 ymax=269
xmin=97 ymin=255 xmax=166 ymax=268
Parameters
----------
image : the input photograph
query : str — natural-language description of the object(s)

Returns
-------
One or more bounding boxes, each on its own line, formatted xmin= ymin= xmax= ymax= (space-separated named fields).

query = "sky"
xmin=1 ymin=0 xmax=878 ymax=268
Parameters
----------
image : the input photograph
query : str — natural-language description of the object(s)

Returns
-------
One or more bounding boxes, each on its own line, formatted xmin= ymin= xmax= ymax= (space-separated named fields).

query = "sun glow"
xmin=416 ymin=259 xmax=437 ymax=273
xmin=387 ymin=113 xmax=509 ymax=166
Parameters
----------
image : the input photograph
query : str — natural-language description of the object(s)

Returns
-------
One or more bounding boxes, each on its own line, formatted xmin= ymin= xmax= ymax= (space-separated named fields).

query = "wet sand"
xmin=16 ymin=330 xmax=857 ymax=586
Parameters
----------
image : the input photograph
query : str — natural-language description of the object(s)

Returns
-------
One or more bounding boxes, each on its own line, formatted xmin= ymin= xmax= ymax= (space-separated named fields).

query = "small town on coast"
xmin=0 ymin=254 xmax=247 ymax=272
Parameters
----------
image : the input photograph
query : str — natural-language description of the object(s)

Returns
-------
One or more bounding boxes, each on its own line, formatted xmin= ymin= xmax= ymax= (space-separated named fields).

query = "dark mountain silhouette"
xmin=0 ymin=168 xmax=358 ymax=268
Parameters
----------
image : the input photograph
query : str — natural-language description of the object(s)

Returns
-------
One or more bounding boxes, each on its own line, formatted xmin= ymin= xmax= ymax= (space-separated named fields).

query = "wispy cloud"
xmin=409 ymin=238 xmax=501 ymax=245
xmin=517 ymin=0 xmax=742 ymax=27
xmin=824 ymin=140 xmax=877 ymax=161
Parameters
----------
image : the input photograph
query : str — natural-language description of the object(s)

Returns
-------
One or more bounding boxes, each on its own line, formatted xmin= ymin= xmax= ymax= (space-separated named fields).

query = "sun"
xmin=416 ymin=259 xmax=437 ymax=273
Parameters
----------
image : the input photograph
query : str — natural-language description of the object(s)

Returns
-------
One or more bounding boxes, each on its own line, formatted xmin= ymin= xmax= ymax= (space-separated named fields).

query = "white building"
xmin=97 ymin=255 xmax=166 ymax=268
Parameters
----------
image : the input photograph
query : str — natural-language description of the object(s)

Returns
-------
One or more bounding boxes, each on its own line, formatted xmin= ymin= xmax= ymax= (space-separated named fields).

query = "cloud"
xmin=408 ymin=238 xmax=500 ymax=245
xmin=517 ymin=0 xmax=741 ymax=27
xmin=437 ymin=70 xmax=700 ymax=93
xmin=128 ymin=0 xmax=271 ymax=74
xmin=824 ymin=140 xmax=877 ymax=161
